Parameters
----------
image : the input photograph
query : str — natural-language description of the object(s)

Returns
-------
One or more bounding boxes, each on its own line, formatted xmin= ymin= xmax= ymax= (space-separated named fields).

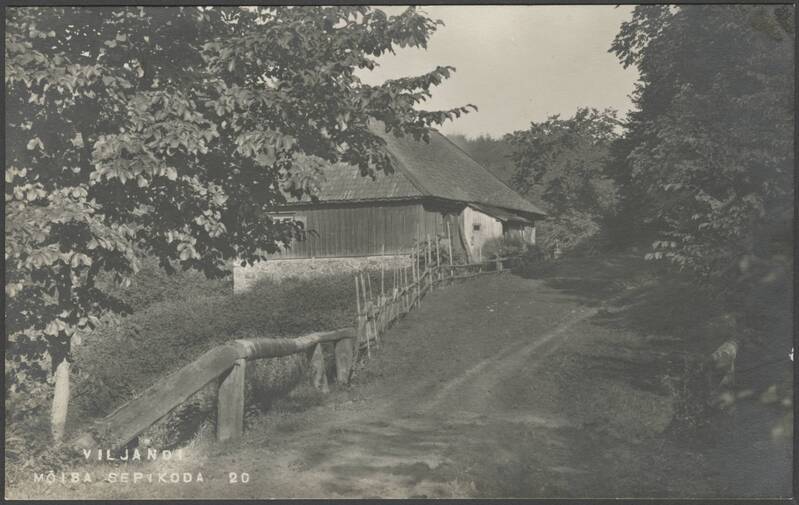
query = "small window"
xmin=271 ymin=213 xmax=306 ymax=227
xmin=472 ymin=223 xmax=481 ymax=231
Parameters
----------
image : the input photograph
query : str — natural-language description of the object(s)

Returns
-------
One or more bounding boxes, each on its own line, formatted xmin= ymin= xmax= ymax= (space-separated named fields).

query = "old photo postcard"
xmin=4 ymin=3 xmax=795 ymax=500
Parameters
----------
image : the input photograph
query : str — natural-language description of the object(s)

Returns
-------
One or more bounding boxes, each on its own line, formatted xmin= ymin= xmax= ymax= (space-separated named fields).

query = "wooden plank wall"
xmin=272 ymin=201 xmax=452 ymax=259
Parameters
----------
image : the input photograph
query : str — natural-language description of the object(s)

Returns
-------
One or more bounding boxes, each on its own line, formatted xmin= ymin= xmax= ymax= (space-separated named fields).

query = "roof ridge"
xmin=435 ymin=131 xmax=546 ymax=215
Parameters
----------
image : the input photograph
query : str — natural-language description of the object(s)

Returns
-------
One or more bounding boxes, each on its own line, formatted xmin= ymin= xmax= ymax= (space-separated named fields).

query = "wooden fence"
xmin=353 ymin=238 xmax=518 ymax=357
xmin=69 ymin=245 xmax=518 ymax=453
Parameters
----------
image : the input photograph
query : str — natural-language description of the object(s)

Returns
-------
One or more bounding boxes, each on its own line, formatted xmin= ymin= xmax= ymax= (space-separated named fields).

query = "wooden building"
xmin=234 ymin=126 xmax=545 ymax=289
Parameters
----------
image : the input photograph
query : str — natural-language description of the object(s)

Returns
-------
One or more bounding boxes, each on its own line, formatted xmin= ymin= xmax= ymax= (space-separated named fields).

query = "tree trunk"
xmin=51 ymin=356 xmax=70 ymax=444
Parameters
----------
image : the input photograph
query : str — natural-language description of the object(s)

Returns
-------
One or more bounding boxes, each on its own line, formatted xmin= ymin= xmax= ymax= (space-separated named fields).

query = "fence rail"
xmin=354 ymin=255 xmax=520 ymax=357
xmin=70 ymin=248 xmax=519 ymax=453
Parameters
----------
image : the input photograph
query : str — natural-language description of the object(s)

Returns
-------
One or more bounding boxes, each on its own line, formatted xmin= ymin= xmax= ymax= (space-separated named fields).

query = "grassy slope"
xmin=69 ymin=266 xmax=371 ymax=427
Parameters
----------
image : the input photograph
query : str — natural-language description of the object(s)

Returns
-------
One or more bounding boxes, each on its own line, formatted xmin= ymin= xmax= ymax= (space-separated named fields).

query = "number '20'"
xmin=229 ymin=472 xmax=250 ymax=484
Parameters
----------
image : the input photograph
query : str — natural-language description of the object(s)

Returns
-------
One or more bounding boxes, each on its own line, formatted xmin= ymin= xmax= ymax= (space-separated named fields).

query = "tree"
xmin=448 ymin=133 xmax=516 ymax=185
xmin=609 ymin=5 xmax=794 ymax=439
xmin=505 ymin=108 xmax=621 ymax=253
xmin=609 ymin=5 xmax=794 ymax=281
xmin=5 ymin=6 xmax=474 ymax=442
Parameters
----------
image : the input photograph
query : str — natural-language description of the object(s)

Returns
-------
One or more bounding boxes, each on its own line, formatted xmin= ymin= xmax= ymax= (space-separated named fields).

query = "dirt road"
xmin=236 ymin=275 xmax=607 ymax=499
xmin=16 ymin=258 xmax=791 ymax=500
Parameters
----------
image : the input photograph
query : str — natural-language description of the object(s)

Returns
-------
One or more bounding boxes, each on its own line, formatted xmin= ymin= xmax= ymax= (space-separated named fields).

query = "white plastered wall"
xmin=461 ymin=205 xmax=504 ymax=261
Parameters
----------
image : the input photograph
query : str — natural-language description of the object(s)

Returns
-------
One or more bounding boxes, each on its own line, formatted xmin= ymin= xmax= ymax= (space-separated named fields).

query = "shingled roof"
xmin=293 ymin=127 xmax=547 ymax=217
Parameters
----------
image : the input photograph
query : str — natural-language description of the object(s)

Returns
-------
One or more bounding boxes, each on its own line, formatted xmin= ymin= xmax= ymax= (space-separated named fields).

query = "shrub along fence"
xmin=69 ymin=240 xmax=518 ymax=453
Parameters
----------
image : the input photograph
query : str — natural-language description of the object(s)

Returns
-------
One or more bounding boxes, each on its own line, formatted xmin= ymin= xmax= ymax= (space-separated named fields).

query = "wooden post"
xmin=416 ymin=248 xmax=421 ymax=304
xmin=380 ymin=260 xmax=386 ymax=333
xmin=217 ymin=358 xmax=247 ymax=442
xmin=381 ymin=246 xmax=385 ymax=299
xmin=396 ymin=266 xmax=401 ymax=321
xmin=410 ymin=254 xmax=414 ymax=309
xmin=447 ymin=222 xmax=454 ymax=281
xmin=413 ymin=253 xmax=419 ymax=307
xmin=356 ymin=274 xmax=370 ymax=358
xmin=380 ymin=253 xmax=385 ymax=332
xmin=399 ymin=266 xmax=404 ymax=314
xmin=390 ymin=267 xmax=395 ymax=324
xmin=366 ymin=270 xmax=373 ymax=302
xmin=409 ymin=258 xmax=414 ymax=309
xmin=362 ymin=274 xmax=372 ymax=356
xmin=496 ymin=256 xmax=503 ymax=272
xmin=308 ymin=343 xmax=329 ymax=393
xmin=366 ymin=273 xmax=380 ymax=347
xmin=403 ymin=266 xmax=408 ymax=313
xmin=355 ymin=275 xmax=362 ymax=348
xmin=426 ymin=234 xmax=433 ymax=292
xmin=365 ymin=272 xmax=379 ymax=346
xmin=435 ymin=235 xmax=441 ymax=284
xmin=394 ymin=267 xmax=399 ymax=322
xmin=407 ymin=264 xmax=412 ymax=310
xmin=51 ymin=358 xmax=70 ymax=443
xmin=426 ymin=234 xmax=431 ymax=266
xmin=334 ymin=338 xmax=354 ymax=385
xmin=407 ymin=263 xmax=412 ymax=311
xmin=426 ymin=235 xmax=431 ymax=290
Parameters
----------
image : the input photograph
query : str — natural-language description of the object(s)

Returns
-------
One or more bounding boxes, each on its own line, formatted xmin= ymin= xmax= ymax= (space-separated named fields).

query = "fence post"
xmin=496 ymin=256 xmax=503 ymax=272
xmin=217 ymin=358 xmax=247 ymax=443
xmin=334 ymin=338 xmax=355 ymax=385
xmin=381 ymin=246 xmax=385 ymax=298
xmin=308 ymin=343 xmax=329 ymax=393
xmin=411 ymin=253 xmax=416 ymax=308
xmin=435 ymin=236 xmax=441 ymax=284
xmin=356 ymin=274 xmax=369 ymax=358
xmin=403 ymin=266 xmax=409 ymax=313
xmin=427 ymin=234 xmax=434 ymax=292
xmin=391 ymin=267 xmax=396 ymax=323
xmin=416 ymin=248 xmax=421 ymax=304
xmin=411 ymin=249 xmax=415 ymax=306
xmin=446 ymin=222 xmax=454 ymax=281
xmin=361 ymin=274 xmax=372 ymax=356
xmin=365 ymin=272 xmax=379 ymax=347
xmin=400 ymin=266 xmax=405 ymax=313
xmin=380 ymin=254 xmax=385 ymax=333
xmin=394 ymin=266 xmax=399 ymax=322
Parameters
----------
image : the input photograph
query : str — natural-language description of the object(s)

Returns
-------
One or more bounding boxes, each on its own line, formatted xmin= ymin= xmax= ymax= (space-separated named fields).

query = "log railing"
xmin=70 ymin=249 xmax=519 ymax=453
xmin=70 ymin=329 xmax=357 ymax=452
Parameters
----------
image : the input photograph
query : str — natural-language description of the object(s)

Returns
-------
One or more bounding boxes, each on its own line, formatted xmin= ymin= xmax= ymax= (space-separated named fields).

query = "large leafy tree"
xmin=505 ymin=107 xmax=620 ymax=253
xmin=609 ymin=5 xmax=794 ymax=280
xmin=5 ymin=6 xmax=474 ymax=441
xmin=448 ymin=133 xmax=517 ymax=185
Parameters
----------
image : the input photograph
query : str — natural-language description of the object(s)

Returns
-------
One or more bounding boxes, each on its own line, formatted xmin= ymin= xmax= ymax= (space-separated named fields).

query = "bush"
xmin=4 ymin=380 xmax=51 ymax=472
xmin=514 ymin=244 xmax=557 ymax=279
xmin=661 ymin=357 xmax=716 ymax=434
xmin=412 ymin=234 xmax=467 ymax=270
xmin=537 ymin=211 xmax=602 ymax=257
xmin=482 ymin=234 xmax=529 ymax=259
xmin=96 ymin=256 xmax=233 ymax=313
xmin=66 ymin=270 xmax=361 ymax=448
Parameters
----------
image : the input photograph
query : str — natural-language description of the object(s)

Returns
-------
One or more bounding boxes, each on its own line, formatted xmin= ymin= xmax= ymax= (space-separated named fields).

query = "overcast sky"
xmin=360 ymin=6 xmax=640 ymax=138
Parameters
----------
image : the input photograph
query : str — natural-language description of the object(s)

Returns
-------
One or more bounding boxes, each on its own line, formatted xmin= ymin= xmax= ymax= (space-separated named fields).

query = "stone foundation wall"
xmin=233 ymin=255 xmax=412 ymax=293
